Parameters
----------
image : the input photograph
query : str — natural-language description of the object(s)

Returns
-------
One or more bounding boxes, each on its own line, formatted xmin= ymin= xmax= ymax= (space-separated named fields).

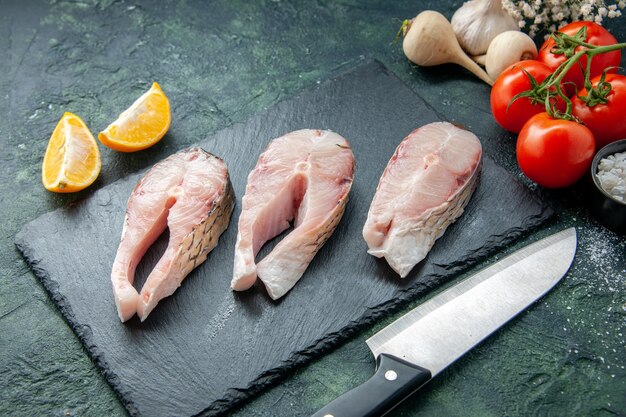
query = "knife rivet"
xmin=384 ymin=370 xmax=397 ymax=381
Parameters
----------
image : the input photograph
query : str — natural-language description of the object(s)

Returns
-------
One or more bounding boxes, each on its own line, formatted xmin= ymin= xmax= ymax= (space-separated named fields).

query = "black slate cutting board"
xmin=15 ymin=61 xmax=552 ymax=417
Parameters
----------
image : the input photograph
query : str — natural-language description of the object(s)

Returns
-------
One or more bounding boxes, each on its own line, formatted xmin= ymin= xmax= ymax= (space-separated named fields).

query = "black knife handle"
xmin=310 ymin=353 xmax=432 ymax=417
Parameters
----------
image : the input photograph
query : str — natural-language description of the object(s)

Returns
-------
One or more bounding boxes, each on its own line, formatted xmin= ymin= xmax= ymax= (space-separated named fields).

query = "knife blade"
xmin=311 ymin=227 xmax=577 ymax=417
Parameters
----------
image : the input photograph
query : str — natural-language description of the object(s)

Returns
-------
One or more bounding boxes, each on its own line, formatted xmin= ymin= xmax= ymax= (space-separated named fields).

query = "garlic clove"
xmin=402 ymin=12 xmax=460 ymax=66
xmin=485 ymin=31 xmax=538 ymax=80
xmin=402 ymin=11 xmax=494 ymax=85
xmin=451 ymin=0 xmax=519 ymax=56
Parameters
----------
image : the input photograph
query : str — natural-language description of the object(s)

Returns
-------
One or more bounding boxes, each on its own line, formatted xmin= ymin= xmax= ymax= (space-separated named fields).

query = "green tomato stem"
xmin=584 ymin=54 xmax=594 ymax=91
xmin=537 ymin=41 xmax=626 ymax=117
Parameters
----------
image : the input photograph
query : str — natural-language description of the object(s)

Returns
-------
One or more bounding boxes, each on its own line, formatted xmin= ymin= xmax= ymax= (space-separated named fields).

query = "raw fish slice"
xmin=232 ymin=129 xmax=354 ymax=299
xmin=363 ymin=122 xmax=482 ymax=277
xmin=111 ymin=148 xmax=234 ymax=322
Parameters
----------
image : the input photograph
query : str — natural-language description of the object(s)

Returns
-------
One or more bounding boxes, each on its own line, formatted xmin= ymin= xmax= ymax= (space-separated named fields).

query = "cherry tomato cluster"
xmin=490 ymin=21 xmax=625 ymax=188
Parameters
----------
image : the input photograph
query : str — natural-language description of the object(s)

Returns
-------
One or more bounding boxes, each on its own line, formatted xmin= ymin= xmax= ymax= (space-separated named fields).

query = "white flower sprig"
xmin=502 ymin=0 xmax=626 ymax=38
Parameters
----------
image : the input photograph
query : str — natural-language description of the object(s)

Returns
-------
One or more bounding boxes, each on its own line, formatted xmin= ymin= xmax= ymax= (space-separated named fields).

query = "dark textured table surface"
xmin=1 ymin=1 xmax=624 ymax=416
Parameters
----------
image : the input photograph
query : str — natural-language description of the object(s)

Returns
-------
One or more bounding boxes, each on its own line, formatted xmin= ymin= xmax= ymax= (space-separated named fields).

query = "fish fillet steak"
xmin=363 ymin=122 xmax=482 ymax=277
xmin=232 ymin=129 xmax=354 ymax=300
xmin=111 ymin=147 xmax=234 ymax=322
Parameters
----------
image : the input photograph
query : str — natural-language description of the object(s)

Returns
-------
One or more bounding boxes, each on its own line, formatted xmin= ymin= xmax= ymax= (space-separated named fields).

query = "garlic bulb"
xmin=451 ymin=0 xmax=519 ymax=56
xmin=485 ymin=31 xmax=538 ymax=79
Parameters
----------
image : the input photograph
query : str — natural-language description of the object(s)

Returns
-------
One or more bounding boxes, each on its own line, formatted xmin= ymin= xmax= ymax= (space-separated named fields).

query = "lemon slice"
xmin=42 ymin=112 xmax=101 ymax=193
xmin=98 ymin=82 xmax=171 ymax=152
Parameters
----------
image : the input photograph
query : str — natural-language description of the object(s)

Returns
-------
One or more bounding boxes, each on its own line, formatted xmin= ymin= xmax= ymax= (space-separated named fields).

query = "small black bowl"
xmin=589 ymin=139 xmax=626 ymax=235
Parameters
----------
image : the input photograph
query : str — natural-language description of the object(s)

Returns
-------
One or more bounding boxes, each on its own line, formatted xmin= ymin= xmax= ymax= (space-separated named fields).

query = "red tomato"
xmin=538 ymin=21 xmax=621 ymax=96
xmin=491 ymin=60 xmax=564 ymax=133
xmin=572 ymin=73 xmax=626 ymax=149
xmin=517 ymin=113 xmax=595 ymax=188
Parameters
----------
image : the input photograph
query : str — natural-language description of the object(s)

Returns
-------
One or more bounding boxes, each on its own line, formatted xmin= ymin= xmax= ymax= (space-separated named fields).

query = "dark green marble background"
xmin=1 ymin=1 xmax=624 ymax=416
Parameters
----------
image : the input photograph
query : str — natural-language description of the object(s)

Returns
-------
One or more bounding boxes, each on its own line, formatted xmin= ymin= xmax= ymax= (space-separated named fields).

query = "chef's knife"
xmin=311 ymin=227 xmax=577 ymax=417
